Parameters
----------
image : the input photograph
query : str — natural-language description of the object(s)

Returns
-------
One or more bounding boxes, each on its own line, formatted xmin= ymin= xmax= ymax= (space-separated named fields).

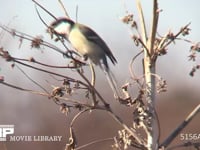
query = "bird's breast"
xmin=68 ymin=28 xmax=90 ymax=55
xmin=68 ymin=28 xmax=105 ymax=65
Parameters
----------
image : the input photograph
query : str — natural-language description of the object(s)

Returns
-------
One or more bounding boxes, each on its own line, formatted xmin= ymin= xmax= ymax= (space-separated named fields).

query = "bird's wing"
xmin=77 ymin=24 xmax=117 ymax=65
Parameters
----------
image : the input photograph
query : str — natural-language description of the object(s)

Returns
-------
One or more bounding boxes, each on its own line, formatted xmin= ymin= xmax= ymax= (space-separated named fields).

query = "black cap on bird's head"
xmin=48 ymin=17 xmax=75 ymax=38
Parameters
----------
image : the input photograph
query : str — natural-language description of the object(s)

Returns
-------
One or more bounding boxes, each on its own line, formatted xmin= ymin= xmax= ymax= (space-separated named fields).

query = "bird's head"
xmin=48 ymin=17 xmax=75 ymax=39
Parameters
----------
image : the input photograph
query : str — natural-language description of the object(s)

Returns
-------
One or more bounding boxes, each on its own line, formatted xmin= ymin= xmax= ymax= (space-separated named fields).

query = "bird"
xmin=49 ymin=17 xmax=120 ymax=98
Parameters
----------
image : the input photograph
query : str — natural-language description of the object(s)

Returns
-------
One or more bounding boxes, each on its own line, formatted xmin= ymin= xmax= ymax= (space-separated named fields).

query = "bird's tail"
xmin=104 ymin=69 xmax=121 ymax=99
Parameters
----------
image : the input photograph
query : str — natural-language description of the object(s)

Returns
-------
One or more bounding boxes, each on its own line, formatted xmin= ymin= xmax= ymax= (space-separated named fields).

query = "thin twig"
xmin=34 ymin=5 xmax=49 ymax=28
xmin=1 ymin=20 xmax=84 ymax=65
xmin=15 ymin=64 xmax=49 ymax=93
xmin=89 ymin=61 xmax=96 ymax=87
xmin=58 ymin=0 xmax=70 ymax=18
xmin=160 ymin=23 xmax=191 ymax=52
xmin=75 ymin=5 xmax=79 ymax=23
xmin=1 ymin=78 xmax=97 ymax=109
xmin=129 ymin=50 xmax=143 ymax=80
xmin=69 ymin=106 xmax=145 ymax=149
xmin=0 ymin=81 xmax=49 ymax=97
xmin=89 ymin=61 xmax=97 ymax=106
xmin=32 ymin=0 xmax=57 ymax=20
xmin=68 ymin=109 xmax=90 ymax=149
xmin=14 ymin=57 xmax=80 ymax=69
xmin=160 ymin=104 xmax=200 ymax=148
xmin=76 ymin=138 xmax=114 ymax=150
xmin=0 ymin=25 xmax=69 ymax=55
xmin=136 ymin=0 xmax=150 ymax=57
xmin=14 ymin=60 xmax=74 ymax=82
xmin=77 ymin=69 xmax=100 ymax=106
xmin=106 ymin=109 xmax=145 ymax=147
xmin=70 ymin=109 xmax=90 ymax=128
xmin=54 ymin=96 xmax=98 ymax=108
xmin=148 ymin=0 xmax=159 ymax=56
xmin=167 ymin=142 xmax=200 ymax=150
xmin=136 ymin=0 xmax=147 ymax=45
xmin=165 ymin=23 xmax=191 ymax=48
xmin=1 ymin=53 xmax=86 ymax=102
xmin=1 ymin=55 xmax=89 ymax=89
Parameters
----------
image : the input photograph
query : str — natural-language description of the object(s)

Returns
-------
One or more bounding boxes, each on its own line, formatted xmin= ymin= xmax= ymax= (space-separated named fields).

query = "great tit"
xmin=49 ymin=17 xmax=120 ymax=98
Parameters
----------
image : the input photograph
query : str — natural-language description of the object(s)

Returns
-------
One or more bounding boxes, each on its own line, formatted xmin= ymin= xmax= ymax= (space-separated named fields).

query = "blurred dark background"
xmin=0 ymin=0 xmax=200 ymax=150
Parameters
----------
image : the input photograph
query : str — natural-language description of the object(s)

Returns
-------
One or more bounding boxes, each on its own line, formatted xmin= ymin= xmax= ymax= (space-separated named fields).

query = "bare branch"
xmin=58 ymin=0 xmax=70 ymax=18
xmin=77 ymin=69 xmax=100 ymax=106
xmin=15 ymin=64 xmax=49 ymax=93
xmin=0 ymin=81 xmax=49 ymax=97
xmin=32 ymin=0 xmax=57 ymax=20
xmin=160 ymin=104 xmax=200 ymax=148
xmin=167 ymin=142 xmax=200 ymax=150
xmin=107 ymin=109 xmax=146 ymax=148
xmin=76 ymin=138 xmax=114 ymax=150
xmin=136 ymin=0 xmax=147 ymax=45
xmin=148 ymin=0 xmax=159 ymax=56
xmin=65 ymin=109 xmax=90 ymax=149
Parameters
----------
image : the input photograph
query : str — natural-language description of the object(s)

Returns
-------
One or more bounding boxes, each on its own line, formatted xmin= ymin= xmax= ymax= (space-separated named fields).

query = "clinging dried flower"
xmin=181 ymin=27 xmax=191 ymax=36
xmin=0 ymin=48 xmax=13 ymax=61
xmin=157 ymin=79 xmax=167 ymax=93
xmin=190 ymin=43 xmax=200 ymax=52
xmin=29 ymin=57 xmax=35 ymax=62
xmin=60 ymin=103 xmax=70 ymax=115
xmin=11 ymin=29 xmax=16 ymax=37
xmin=51 ymin=87 xmax=64 ymax=97
xmin=189 ymin=65 xmax=200 ymax=77
xmin=188 ymin=53 xmax=196 ymax=61
xmin=31 ymin=36 xmax=43 ymax=48
xmin=121 ymin=14 xmax=134 ymax=24
xmin=0 ymin=76 xmax=4 ymax=82
xmin=131 ymin=21 xmax=138 ymax=29
xmin=132 ymin=35 xmax=140 ymax=46
xmin=167 ymin=31 xmax=175 ymax=41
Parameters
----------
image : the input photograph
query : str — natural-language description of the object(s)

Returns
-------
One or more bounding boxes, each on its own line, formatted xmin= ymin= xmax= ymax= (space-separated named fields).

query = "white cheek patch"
xmin=54 ymin=22 xmax=70 ymax=35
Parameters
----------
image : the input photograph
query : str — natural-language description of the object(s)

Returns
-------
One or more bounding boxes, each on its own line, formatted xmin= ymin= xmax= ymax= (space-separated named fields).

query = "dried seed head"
xmin=29 ymin=57 xmax=35 ymax=62
xmin=0 ymin=48 xmax=13 ymax=61
xmin=181 ymin=27 xmax=191 ymax=36
xmin=132 ymin=35 xmax=140 ymax=46
xmin=60 ymin=103 xmax=70 ymax=114
xmin=51 ymin=87 xmax=64 ymax=97
xmin=167 ymin=31 xmax=175 ymax=40
xmin=188 ymin=53 xmax=196 ymax=61
xmin=31 ymin=36 xmax=43 ymax=49
xmin=0 ymin=76 xmax=4 ymax=82
xmin=11 ymin=29 xmax=16 ymax=37
xmin=121 ymin=14 xmax=134 ymax=24
xmin=190 ymin=43 xmax=200 ymax=52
